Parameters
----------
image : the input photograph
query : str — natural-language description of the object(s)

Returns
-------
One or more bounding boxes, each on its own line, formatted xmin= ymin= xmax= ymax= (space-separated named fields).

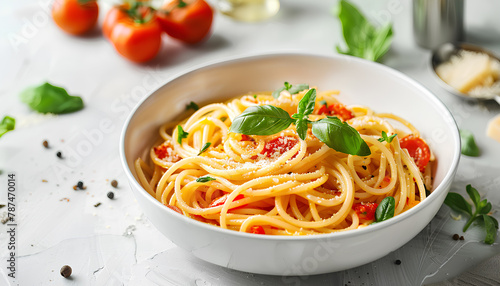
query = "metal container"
xmin=413 ymin=0 xmax=465 ymax=49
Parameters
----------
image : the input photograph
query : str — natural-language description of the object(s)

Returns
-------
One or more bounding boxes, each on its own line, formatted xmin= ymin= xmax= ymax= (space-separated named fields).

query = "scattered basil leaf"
xmin=444 ymin=192 xmax=472 ymax=216
xmin=295 ymin=118 xmax=309 ymax=141
xmin=20 ymin=82 xmax=84 ymax=114
xmin=186 ymin=101 xmax=199 ymax=111
xmin=0 ymin=116 xmax=15 ymax=138
xmin=198 ymin=142 xmax=211 ymax=155
xmin=444 ymin=184 xmax=498 ymax=244
xmin=253 ymin=94 xmax=257 ymax=99
xmin=424 ymin=184 xmax=431 ymax=197
xmin=319 ymin=100 xmax=328 ymax=107
xmin=272 ymin=82 xmax=309 ymax=99
xmin=229 ymin=105 xmax=294 ymax=136
xmin=176 ymin=125 xmax=189 ymax=144
xmin=483 ymin=215 xmax=498 ymax=244
xmin=311 ymin=116 xmax=371 ymax=156
xmin=459 ymin=129 xmax=480 ymax=157
xmin=196 ymin=176 xmax=216 ymax=183
xmin=336 ymin=0 xmax=393 ymax=62
xmin=378 ymin=131 xmax=397 ymax=143
xmin=375 ymin=196 xmax=395 ymax=222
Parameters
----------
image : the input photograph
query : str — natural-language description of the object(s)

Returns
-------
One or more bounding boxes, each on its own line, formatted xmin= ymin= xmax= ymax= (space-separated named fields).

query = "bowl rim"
xmin=120 ymin=51 xmax=461 ymax=241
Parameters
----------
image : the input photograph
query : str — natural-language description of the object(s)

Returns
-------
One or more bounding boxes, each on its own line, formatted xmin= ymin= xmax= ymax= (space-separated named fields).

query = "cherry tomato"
xmin=102 ymin=5 xmax=129 ymax=39
xmin=209 ymin=194 xmax=245 ymax=208
xmin=52 ymin=0 xmax=98 ymax=35
xmin=157 ymin=0 xmax=214 ymax=44
xmin=399 ymin=135 xmax=431 ymax=172
xmin=107 ymin=4 xmax=162 ymax=63
xmin=353 ymin=202 xmax=378 ymax=220
xmin=249 ymin=225 xmax=265 ymax=234
xmin=261 ymin=136 xmax=298 ymax=158
xmin=317 ymin=102 xmax=354 ymax=121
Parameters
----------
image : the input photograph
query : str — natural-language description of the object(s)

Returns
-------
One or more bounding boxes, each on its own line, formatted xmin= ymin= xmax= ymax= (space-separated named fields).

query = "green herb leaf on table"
xmin=378 ymin=131 xmax=397 ymax=143
xmin=336 ymin=0 xmax=393 ymax=62
xmin=375 ymin=196 xmax=395 ymax=222
xmin=0 ymin=116 xmax=15 ymax=138
xmin=229 ymin=105 xmax=295 ymax=136
xmin=176 ymin=125 xmax=189 ymax=144
xmin=198 ymin=142 xmax=211 ymax=155
xmin=186 ymin=101 xmax=199 ymax=111
xmin=459 ymin=129 xmax=480 ymax=157
xmin=196 ymin=176 xmax=216 ymax=183
xmin=311 ymin=116 xmax=371 ymax=156
xmin=272 ymin=82 xmax=309 ymax=99
xmin=20 ymin=82 xmax=84 ymax=114
xmin=444 ymin=184 xmax=498 ymax=244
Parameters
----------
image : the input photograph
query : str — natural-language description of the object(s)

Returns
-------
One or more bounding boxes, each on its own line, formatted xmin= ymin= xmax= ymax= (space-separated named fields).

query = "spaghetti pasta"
xmin=135 ymin=87 xmax=434 ymax=235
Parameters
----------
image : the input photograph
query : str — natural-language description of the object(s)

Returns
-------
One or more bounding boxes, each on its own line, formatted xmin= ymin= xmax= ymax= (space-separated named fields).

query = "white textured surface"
xmin=0 ymin=0 xmax=499 ymax=285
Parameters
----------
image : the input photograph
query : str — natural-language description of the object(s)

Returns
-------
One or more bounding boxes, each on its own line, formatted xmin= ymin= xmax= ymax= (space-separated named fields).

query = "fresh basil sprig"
xmin=176 ymin=125 xmax=189 ymax=144
xmin=196 ymin=176 xmax=216 ymax=183
xmin=230 ymin=88 xmax=371 ymax=156
xmin=459 ymin=129 xmax=480 ymax=157
xmin=20 ymin=82 xmax=84 ymax=114
xmin=375 ymin=196 xmax=395 ymax=222
xmin=198 ymin=142 xmax=211 ymax=155
xmin=0 ymin=116 xmax=15 ymax=138
xmin=378 ymin=131 xmax=397 ymax=143
xmin=444 ymin=184 xmax=498 ymax=244
xmin=272 ymin=82 xmax=309 ymax=99
xmin=336 ymin=0 xmax=393 ymax=62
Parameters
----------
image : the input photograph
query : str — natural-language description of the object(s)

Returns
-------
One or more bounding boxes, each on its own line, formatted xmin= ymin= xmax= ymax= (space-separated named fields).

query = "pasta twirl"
xmin=135 ymin=88 xmax=434 ymax=235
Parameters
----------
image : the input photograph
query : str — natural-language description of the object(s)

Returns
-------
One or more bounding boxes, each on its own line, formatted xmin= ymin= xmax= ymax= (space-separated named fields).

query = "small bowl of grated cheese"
xmin=431 ymin=42 xmax=500 ymax=104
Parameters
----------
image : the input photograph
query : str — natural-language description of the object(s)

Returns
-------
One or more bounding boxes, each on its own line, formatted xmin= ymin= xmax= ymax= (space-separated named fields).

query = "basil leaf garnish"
xmin=311 ymin=117 xmax=371 ymax=156
xmin=177 ymin=125 xmax=189 ymax=144
xmin=296 ymin=89 xmax=316 ymax=116
xmin=272 ymin=82 xmax=309 ymax=99
xmin=0 ymin=116 xmax=15 ymax=138
xmin=483 ymin=215 xmax=498 ymax=245
xmin=196 ymin=176 xmax=216 ymax=183
xmin=186 ymin=101 xmax=199 ymax=111
xmin=20 ymin=82 xmax=84 ymax=114
xmin=459 ymin=129 xmax=480 ymax=157
xmin=198 ymin=142 xmax=211 ymax=155
xmin=375 ymin=196 xmax=395 ymax=222
xmin=229 ymin=105 xmax=294 ymax=136
xmin=378 ymin=131 xmax=396 ymax=143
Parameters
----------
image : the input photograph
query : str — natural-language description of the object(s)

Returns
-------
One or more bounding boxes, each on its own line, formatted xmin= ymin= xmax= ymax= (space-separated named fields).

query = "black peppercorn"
xmin=77 ymin=181 xmax=84 ymax=189
xmin=56 ymin=151 xmax=63 ymax=158
xmin=43 ymin=140 xmax=49 ymax=148
xmin=111 ymin=180 xmax=118 ymax=188
xmin=453 ymin=234 xmax=460 ymax=240
xmin=60 ymin=265 xmax=72 ymax=278
xmin=107 ymin=192 xmax=114 ymax=199
xmin=394 ymin=259 xmax=401 ymax=265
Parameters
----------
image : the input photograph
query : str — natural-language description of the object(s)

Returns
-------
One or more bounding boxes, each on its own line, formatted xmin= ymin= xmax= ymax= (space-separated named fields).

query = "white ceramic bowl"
xmin=120 ymin=53 xmax=461 ymax=275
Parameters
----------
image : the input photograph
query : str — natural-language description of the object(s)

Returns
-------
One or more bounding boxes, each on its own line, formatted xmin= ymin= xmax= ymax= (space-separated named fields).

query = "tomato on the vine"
xmin=105 ymin=3 xmax=162 ymax=63
xmin=157 ymin=0 xmax=214 ymax=44
xmin=399 ymin=134 xmax=431 ymax=172
xmin=52 ymin=0 xmax=99 ymax=35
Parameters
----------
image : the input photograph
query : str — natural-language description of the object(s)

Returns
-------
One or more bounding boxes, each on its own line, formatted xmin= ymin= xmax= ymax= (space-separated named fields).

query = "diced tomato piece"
xmin=399 ymin=135 xmax=431 ymax=172
xmin=209 ymin=193 xmax=245 ymax=208
xmin=154 ymin=142 xmax=181 ymax=162
xmin=329 ymin=103 xmax=354 ymax=121
xmin=166 ymin=204 xmax=183 ymax=214
xmin=379 ymin=176 xmax=391 ymax=188
xmin=317 ymin=104 xmax=329 ymax=115
xmin=241 ymin=134 xmax=253 ymax=141
xmin=261 ymin=136 xmax=298 ymax=158
xmin=353 ymin=202 xmax=378 ymax=220
xmin=249 ymin=225 xmax=265 ymax=234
